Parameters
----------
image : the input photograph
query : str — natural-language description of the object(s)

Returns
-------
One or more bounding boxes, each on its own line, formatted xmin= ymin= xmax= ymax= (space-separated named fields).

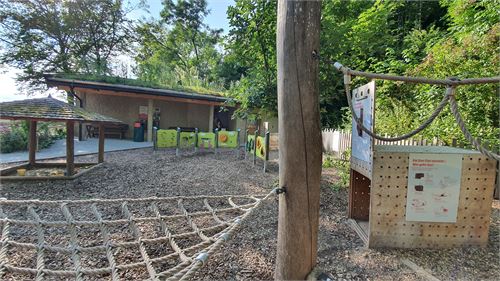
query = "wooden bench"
xmin=91 ymin=124 xmax=128 ymax=139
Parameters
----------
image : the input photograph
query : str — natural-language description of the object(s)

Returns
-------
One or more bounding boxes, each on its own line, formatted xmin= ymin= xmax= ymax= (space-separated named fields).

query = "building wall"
xmin=79 ymin=91 xmax=239 ymax=139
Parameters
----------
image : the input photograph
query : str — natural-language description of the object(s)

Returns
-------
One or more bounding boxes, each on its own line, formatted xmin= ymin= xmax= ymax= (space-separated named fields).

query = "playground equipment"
xmin=153 ymin=128 xmax=241 ymax=157
xmin=0 ymin=190 xmax=277 ymax=280
xmin=329 ymin=62 xmax=500 ymax=248
xmin=245 ymin=129 xmax=271 ymax=172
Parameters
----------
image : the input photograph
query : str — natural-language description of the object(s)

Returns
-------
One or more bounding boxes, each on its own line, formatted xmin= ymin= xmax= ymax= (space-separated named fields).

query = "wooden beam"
xmin=276 ymin=1 xmax=322 ymax=280
xmin=56 ymin=86 xmax=227 ymax=107
xmin=98 ymin=123 xmax=105 ymax=163
xmin=28 ymin=120 xmax=37 ymax=166
xmin=147 ymin=99 xmax=153 ymax=142
xmin=66 ymin=121 xmax=75 ymax=176
xmin=209 ymin=105 xmax=214 ymax=132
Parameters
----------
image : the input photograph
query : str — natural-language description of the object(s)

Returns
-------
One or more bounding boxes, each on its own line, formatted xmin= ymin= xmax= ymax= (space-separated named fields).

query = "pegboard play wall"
xmin=350 ymin=145 xmax=497 ymax=249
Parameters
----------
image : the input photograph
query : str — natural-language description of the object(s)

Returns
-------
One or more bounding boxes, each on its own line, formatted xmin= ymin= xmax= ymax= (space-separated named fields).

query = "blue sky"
xmin=0 ymin=0 xmax=234 ymax=102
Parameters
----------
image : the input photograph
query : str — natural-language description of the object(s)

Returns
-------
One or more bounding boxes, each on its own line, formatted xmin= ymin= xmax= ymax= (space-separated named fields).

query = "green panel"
xmin=197 ymin=132 xmax=215 ymax=149
xmin=156 ymin=130 xmax=177 ymax=148
xmin=218 ymin=131 xmax=238 ymax=148
xmin=179 ymin=132 xmax=196 ymax=148
xmin=256 ymin=136 xmax=266 ymax=160
xmin=247 ymin=135 xmax=255 ymax=153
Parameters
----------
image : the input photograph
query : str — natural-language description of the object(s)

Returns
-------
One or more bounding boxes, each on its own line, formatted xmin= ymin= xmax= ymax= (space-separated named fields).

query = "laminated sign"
xmin=406 ymin=153 xmax=462 ymax=222
xmin=247 ymin=135 xmax=255 ymax=154
xmin=351 ymin=81 xmax=375 ymax=174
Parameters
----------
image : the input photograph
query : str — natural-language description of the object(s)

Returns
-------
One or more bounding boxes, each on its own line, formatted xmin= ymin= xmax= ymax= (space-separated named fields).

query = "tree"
xmin=135 ymin=0 xmax=223 ymax=88
xmin=0 ymin=0 xmax=137 ymax=91
xmin=226 ymin=0 xmax=278 ymax=120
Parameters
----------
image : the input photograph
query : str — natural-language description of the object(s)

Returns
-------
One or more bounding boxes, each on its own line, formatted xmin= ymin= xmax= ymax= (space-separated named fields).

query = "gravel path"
xmin=1 ymin=148 xmax=498 ymax=280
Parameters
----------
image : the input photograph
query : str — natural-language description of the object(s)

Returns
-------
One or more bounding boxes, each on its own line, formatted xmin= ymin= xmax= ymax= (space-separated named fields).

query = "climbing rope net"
xmin=320 ymin=58 xmax=500 ymax=161
xmin=0 ymin=189 xmax=276 ymax=280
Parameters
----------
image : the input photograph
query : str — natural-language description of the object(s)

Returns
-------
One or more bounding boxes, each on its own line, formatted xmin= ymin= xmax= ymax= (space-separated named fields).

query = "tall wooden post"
xmin=276 ymin=0 xmax=322 ymax=280
xmin=66 ymin=121 xmax=75 ymax=176
xmin=147 ymin=99 xmax=154 ymax=142
xmin=98 ymin=123 xmax=105 ymax=163
xmin=28 ymin=120 xmax=37 ymax=166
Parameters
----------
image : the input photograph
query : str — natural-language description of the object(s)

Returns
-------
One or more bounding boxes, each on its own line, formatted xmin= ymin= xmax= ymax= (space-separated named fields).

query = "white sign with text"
xmin=406 ymin=153 xmax=462 ymax=222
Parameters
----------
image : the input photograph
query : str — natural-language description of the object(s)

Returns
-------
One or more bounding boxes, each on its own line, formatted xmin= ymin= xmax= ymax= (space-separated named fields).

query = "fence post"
xmin=236 ymin=128 xmax=241 ymax=158
xmin=215 ymin=128 xmax=219 ymax=156
xmin=176 ymin=127 xmax=181 ymax=157
xmin=194 ymin=128 xmax=199 ymax=153
xmin=244 ymin=129 xmax=249 ymax=160
xmin=253 ymin=129 xmax=258 ymax=166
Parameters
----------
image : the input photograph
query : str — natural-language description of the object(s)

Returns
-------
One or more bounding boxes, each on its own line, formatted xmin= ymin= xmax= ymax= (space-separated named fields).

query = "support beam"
xmin=276 ymin=0 xmax=322 ymax=280
xmin=66 ymin=121 xmax=75 ymax=176
xmin=209 ymin=105 xmax=215 ymax=132
xmin=98 ymin=123 xmax=105 ymax=163
xmin=147 ymin=99 xmax=153 ymax=142
xmin=28 ymin=120 xmax=37 ymax=166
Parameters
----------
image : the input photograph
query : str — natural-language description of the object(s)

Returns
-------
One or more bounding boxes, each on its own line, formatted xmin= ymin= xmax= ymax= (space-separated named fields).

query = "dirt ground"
xmin=0 ymin=148 xmax=499 ymax=280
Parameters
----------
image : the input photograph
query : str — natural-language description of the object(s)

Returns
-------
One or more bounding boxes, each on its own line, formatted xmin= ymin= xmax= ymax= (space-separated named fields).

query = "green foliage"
xmin=0 ymin=0 xmax=139 ymax=91
xmin=226 ymin=0 xmax=277 ymax=119
xmin=0 ymin=122 xmax=65 ymax=153
xmin=322 ymin=150 xmax=351 ymax=190
xmin=135 ymin=0 xmax=224 ymax=93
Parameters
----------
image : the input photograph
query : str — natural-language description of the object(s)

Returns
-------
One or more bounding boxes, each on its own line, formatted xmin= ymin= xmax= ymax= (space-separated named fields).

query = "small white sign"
xmin=406 ymin=153 xmax=462 ymax=222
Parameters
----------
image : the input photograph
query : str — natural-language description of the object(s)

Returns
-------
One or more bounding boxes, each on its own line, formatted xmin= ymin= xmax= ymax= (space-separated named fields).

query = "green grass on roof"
xmin=55 ymin=73 xmax=226 ymax=97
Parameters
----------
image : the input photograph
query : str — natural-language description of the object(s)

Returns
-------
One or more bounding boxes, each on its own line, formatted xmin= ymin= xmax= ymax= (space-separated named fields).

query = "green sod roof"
xmin=0 ymin=96 xmax=125 ymax=123
xmin=49 ymin=73 xmax=226 ymax=98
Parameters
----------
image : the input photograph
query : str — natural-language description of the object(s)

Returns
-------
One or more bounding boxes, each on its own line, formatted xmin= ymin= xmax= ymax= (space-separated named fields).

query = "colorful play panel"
xmin=245 ymin=130 xmax=270 ymax=172
xmin=156 ymin=129 xmax=177 ymax=148
xmin=153 ymin=128 xmax=241 ymax=156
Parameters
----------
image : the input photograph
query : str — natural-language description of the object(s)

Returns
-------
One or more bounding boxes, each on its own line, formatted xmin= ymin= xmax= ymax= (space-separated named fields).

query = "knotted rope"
xmin=0 ymin=189 xmax=277 ymax=280
xmin=329 ymin=60 xmax=500 ymax=161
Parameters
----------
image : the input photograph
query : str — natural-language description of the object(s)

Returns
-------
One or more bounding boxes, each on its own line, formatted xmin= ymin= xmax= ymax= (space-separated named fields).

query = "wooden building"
xmin=44 ymin=75 xmax=246 ymax=142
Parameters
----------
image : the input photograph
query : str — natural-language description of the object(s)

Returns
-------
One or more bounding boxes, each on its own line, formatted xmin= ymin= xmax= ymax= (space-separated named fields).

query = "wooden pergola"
xmin=0 ymin=96 xmax=125 ymax=176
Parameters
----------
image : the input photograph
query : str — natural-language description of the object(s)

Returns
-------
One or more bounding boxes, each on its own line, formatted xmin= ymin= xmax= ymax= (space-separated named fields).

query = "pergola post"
xmin=147 ymin=99 xmax=154 ymax=142
xmin=28 ymin=120 xmax=37 ymax=166
xmin=276 ymin=0 xmax=322 ymax=280
xmin=209 ymin=105 xmax=214 ymax=132
xmin=66 ymin=121 xmax=75 ymax=176
xmin=98 ymin=123 xmax=105 ymax=163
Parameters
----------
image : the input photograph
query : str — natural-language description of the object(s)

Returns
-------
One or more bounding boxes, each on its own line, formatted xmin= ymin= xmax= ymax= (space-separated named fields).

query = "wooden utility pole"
xmin=276 ymin=0 xmax=322 ymax=280
xmin=28 ymin=120 xmax=37 ymax=166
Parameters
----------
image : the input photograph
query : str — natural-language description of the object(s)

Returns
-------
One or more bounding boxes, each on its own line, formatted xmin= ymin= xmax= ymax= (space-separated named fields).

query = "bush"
xmin=323 ymin=150 xmax=351 ymax=190
xmin=0 ymin=121 xmax=66 ymax=153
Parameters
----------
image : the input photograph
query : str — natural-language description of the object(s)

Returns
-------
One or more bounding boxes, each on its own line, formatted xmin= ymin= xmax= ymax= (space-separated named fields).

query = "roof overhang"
xmin=45 ymin=76 xmax=232 ymax=107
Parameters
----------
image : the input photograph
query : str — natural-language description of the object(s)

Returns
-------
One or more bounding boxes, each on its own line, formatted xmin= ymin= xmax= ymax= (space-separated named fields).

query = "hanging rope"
xmin=0 ymin=189 xmax=278 ymax=280
xmin=344 ymin=74 xmax=451 ymax=142
xmin=313 ymin=53 xmax=500 ymax=160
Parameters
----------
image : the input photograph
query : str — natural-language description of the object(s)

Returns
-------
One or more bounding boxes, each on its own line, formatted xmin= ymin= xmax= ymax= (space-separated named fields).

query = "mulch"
xmin=0 ymin=148 xmax=498 ymax=280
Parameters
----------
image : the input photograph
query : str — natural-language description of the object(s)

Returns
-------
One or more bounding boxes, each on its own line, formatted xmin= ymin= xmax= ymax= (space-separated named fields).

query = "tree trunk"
xmin=275 ymin=0 xmax=322 ymax=280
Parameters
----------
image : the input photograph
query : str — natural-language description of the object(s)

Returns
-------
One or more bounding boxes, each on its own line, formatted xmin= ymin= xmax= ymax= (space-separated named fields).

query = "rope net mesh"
xmin=0 ymin=192 xmax=274 ymax=281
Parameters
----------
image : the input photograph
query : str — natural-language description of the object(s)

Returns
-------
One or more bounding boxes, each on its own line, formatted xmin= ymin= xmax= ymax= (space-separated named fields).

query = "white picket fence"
xmin=322 ymin=129 xmax=499 ymax=199
xmin=322 ymin=129 xmax=464 ymax=155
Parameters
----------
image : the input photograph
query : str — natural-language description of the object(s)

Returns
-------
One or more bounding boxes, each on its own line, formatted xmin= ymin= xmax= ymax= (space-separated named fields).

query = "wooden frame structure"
xmin=0 ymin=96 xmax=124 ymax=179
xmin=349 ymin=145 xmax=497 ymax=248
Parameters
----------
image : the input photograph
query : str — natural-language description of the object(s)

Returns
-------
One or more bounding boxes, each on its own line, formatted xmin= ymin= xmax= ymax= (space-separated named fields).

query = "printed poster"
xmin=406 ymin=153 xmax=462 ymax=222
xmin=351 ymin=81 xmax=375 ymax=164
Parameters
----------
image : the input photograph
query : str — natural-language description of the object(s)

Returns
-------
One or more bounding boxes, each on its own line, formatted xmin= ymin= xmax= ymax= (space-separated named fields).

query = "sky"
xmin=0 ymin=0 xmax=234 ymax=102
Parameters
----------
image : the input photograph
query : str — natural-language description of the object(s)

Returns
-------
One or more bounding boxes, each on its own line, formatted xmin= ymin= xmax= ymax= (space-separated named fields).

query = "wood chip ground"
xmin=1 ymin=148 xmax=498 ymax=280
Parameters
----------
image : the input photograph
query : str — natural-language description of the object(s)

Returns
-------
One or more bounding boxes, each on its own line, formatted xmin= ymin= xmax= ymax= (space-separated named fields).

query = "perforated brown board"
xmin=369 ymin=145 xmax=497 ymax=248
xmin=348 ymin=169 xmax=371 ymax=220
